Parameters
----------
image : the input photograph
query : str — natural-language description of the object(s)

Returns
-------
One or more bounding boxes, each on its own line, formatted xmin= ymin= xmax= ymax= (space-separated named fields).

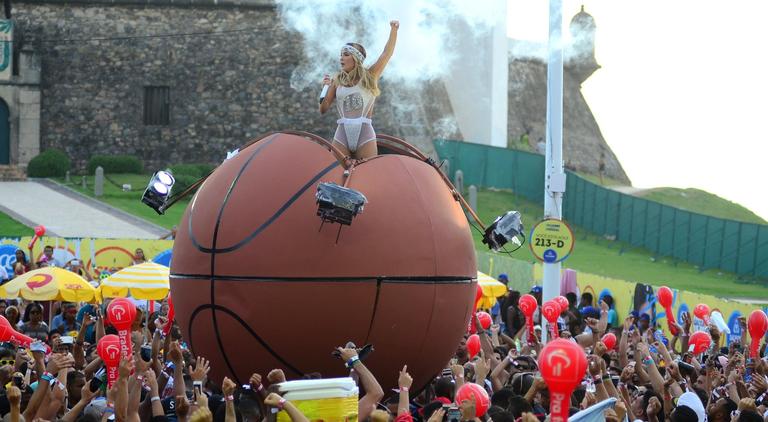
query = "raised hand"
xmin=264 ymin=392 xmax=285 ymax=407
xmin=646 ymin=396 xmax=662 ymax=417
xmin=222 ymin=377 xmax=236 ymax=397
xmin=390 ymin=20 xmax=400 ymax=30
xmin=189 ymin=356 xmax=210 ymax=383
xmin=398 ymin=365 xmax=413 ymax=390
xmin=249 ymin=373 xmax=263 ymax=390
xmin=168 ymin=341 xmax=184 ymax=366
xmin=267 ymin=368 xmax=286 ymax=384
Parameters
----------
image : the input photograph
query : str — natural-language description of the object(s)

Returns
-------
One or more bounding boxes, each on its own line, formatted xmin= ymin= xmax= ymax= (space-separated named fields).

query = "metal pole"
xmin=542 ymin=0 xmax=567 ymax=343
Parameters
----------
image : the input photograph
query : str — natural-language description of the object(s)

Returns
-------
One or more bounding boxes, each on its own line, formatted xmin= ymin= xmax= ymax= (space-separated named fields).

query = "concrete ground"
xmin=0 ymin=180 xmax=166 ymax=239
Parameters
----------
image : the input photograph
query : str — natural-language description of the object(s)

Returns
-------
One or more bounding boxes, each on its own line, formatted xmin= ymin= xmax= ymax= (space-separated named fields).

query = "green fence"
xmin=434 ymin=139 xmax=768 ymax=279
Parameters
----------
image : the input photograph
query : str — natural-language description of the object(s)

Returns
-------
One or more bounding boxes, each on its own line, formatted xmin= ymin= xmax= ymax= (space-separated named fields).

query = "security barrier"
xmin=434 ymin=139 xmax=768 ymax=279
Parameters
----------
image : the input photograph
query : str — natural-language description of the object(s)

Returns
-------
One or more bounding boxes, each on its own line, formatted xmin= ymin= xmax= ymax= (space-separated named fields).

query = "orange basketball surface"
xmin=170 ymin=132 xmax=478 ymax=391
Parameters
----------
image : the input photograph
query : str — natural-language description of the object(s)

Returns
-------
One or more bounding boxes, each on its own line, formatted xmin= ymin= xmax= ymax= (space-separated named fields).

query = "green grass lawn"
xmin=638 ymin=187 xmax=767 ymax=225
xmin=469 ymin=189 xmax=768 ymax=299
xmin=0 ymin=212 xmax=32 ymax=237
xmin=52 ymin=174 xmax=188 ymax=230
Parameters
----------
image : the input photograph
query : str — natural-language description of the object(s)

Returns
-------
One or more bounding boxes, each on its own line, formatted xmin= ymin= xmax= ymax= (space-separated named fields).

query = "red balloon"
xmin=0 ymin=316 xmax=49 ymax=352
xmin=97 ymin=334 xmax=122 ymax=388
xmin=455 ymin=382 xmax=490 ymax=417
xmin=657 ymin=286 xmax=674 ymax=308
xmin=466 ymin=334 xmax=481 ymax=359
xmin=694 ymin=304 xmax=711 ymax=324
xmin=542 ymin=300 xmax=560 ymax=324
xmin=34 ymin=225 xmax=45 ymax=237
xmin=688 ymin=331 xmax=711 ymax=355
xmin=539 ymin=339 xmax=587 ymax=422
xmin=475 ymin=285 xmax=483 ymax=304
xmin=601 ymin=333 xmax=617 ymax=351
xmin=518 ymin=294 xmax=538 ymax=318
xmin=477 ymin=312 xmax=492 ymax=330
xmin=107 ymin=298 xmax=137 ymax=331
xmin=554 ymin=296 xmax=569 ymax=313
xmin=748 ymin=310 xmax=768 ymax=358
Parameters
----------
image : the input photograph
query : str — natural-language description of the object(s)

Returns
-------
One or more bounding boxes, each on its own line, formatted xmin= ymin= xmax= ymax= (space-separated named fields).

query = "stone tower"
xmin=566 ymin=5 xmax=600 ymax=85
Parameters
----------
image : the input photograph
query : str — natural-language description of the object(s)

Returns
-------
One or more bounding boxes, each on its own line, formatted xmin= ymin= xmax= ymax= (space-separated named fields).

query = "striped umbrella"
xmin=476 ymin=271 xmax=508 ymax=309
xmin=101 ymin=262 xmax=170 ymax=300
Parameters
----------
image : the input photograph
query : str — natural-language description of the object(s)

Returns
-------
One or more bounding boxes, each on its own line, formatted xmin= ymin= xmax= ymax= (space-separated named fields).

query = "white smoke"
xmin=276 ymin=0 xmax=502 ymax=91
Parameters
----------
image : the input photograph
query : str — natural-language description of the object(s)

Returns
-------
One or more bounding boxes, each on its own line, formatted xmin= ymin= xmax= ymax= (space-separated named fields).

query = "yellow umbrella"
xmin=101 ymin=262 xmax=169 ymax=300
xmin=476 ymin=271 xmax=508 ymax=309
xmin=1 ymin=267 xmax=98 ymax=302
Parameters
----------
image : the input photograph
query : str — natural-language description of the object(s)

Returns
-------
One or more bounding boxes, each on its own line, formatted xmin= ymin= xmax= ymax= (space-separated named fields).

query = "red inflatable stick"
xmin=27 ymin=225 xmax=46 ymax=249
xmin=748 ymin=310 xmax=768 ymax=359
xmin=688 ymin=331 xmax=711 ymax=355
xmin=470 ymin=285 xmax=484 ymax=334
xmin=0 ymin=316 xmax=50 ymax=352
xmin=694 ymin=304 xmax=711 ymax=326
xmin=476 ymin=312 xmax=492 ymax=331
xmin=554 ymin=296 xmax=569 ymax=314
xmin=542 ymin=300 xmax=561 ymax=339
xmin=519 ymin=294 xmax=538 ymax=343
xmin=163 ymin=295 xmax=175 ymax=337
xmin=107 ymin=298 xmax=137 ymax=361
xmin=539 ymin=339 xmax=587 ymax=422
xmin=97 ymin=335 xmax=122 ymax=388
xmin=601 ymin=333 xmax=617 ymax=351
xmin=466 ymin=334 xmax=481 ymax=359
xmin=656 ymin=286 xmax=679 ymax=335
xmin=455 ymin=383 xmax=490 ymax=417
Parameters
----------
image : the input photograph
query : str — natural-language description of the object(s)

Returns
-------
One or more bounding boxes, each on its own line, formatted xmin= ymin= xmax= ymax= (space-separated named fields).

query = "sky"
xmin=507 ymin=1 xmax=768 ymax=221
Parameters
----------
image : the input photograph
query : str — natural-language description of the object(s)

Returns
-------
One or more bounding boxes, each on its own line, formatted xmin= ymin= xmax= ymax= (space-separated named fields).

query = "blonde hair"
xmin=189 ymin=407 xmax=213 ymax=422
xmin=333 ymin=43 xmax=380 ymax=97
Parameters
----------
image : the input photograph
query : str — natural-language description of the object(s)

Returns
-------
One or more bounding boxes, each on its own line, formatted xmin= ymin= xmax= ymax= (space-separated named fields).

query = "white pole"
xmin=542 ymin=0 xmax=567 ymax=343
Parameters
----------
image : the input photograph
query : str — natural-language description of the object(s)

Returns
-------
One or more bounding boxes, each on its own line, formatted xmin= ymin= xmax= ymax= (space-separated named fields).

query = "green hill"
xmin=637 ymin=188 xmax=767 ymax=225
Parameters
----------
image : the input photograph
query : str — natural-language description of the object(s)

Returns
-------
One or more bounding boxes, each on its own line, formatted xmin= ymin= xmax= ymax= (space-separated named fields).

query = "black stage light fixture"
xmin=141 ymin=170 xmax=175 ymax=215
xmin=316 ymin=182 xmax=367 ymax=226
xmin=482 ymin=210 xmax=524 ymax=251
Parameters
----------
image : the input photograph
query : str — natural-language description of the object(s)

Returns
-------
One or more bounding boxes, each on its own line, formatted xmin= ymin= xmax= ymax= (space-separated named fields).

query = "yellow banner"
xmin=0 ymin=237 xmax=173 ymax=280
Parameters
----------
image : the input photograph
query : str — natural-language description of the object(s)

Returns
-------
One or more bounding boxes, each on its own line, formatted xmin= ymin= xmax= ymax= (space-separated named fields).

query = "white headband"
xmin=342 ymin=45 xmax=365 ymax=63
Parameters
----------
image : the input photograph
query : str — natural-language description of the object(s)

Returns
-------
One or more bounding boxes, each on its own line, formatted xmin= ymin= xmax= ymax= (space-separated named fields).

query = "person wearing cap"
xmin=530 ymin=286 xmax=542 ymax=325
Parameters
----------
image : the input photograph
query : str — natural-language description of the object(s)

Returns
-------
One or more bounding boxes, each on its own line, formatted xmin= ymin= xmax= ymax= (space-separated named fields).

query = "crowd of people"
xmin=0 ymin=245 xmax=765 ymax=422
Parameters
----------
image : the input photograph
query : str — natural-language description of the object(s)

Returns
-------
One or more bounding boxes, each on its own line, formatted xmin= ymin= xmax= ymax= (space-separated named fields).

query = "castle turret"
xmin=566 ymin=5 xmax=600 ymax=84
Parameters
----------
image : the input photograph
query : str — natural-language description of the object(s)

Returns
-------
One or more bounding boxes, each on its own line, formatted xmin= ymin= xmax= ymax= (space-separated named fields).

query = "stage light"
xmin=142 ymin=170 xmax=175 ymax=214
xmin=482 ymin=211 xmax=524 ymax=251
xmin=316 ymin=182 xmax=367 ymax=226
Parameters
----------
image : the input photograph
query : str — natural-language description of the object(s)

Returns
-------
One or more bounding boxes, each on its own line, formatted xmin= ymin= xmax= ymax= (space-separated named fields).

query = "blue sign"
xmin=0 ymin=244 xmax=21 ymax=277
xmin=727 ymin=310 xmax=743 ymax=345
xmin=677 ymin=303 xmax=690 ymax=325
xmin=543 ymin=249 xmax=557 ymax=263
xmin=152 ymin=249 xmax=173 ymax=267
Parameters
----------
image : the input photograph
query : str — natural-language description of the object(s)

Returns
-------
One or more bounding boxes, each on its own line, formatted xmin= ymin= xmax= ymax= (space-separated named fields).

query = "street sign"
xmin=529 ymin=219 xmax=575 ymax=263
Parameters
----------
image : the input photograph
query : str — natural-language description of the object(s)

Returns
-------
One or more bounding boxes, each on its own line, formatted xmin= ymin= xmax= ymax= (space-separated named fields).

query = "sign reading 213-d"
xmin=529 ymin=219 xmax=575 ymax=264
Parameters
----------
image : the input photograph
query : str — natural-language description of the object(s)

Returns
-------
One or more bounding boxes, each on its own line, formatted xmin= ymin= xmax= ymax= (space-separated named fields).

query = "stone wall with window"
xmin=15 ymin=0 xmax=459 ymax=171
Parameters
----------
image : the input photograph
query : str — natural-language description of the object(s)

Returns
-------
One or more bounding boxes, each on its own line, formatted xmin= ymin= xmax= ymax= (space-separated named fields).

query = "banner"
xmin=0 ymin=20 xmax=11 ymax=81
xmin=0 ymin=237 xmax=173 ymax=279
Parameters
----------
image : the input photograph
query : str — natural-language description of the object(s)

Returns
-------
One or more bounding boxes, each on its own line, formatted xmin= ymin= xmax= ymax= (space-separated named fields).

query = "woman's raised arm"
xmin=369 ymin=20 xmax=398 ymax=78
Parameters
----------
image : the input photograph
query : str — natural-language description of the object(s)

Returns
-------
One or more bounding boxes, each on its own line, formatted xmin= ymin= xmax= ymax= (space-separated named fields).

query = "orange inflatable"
xmin=170 ymin=132 xmax=477 ymax=390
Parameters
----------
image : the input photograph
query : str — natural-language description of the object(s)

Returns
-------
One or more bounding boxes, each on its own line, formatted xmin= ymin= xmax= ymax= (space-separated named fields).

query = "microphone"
xmin=319 ymin=84 xmax=329 ymax=104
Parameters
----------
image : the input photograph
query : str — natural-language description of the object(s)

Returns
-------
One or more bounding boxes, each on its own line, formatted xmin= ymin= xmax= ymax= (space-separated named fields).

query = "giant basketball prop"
xmin=170 ymin=133 xmax=477 ymax=390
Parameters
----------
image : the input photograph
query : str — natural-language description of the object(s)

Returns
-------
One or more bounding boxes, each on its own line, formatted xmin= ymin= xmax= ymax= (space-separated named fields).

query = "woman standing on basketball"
xmin=319 ymin=20 xmax=399 ymax=161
